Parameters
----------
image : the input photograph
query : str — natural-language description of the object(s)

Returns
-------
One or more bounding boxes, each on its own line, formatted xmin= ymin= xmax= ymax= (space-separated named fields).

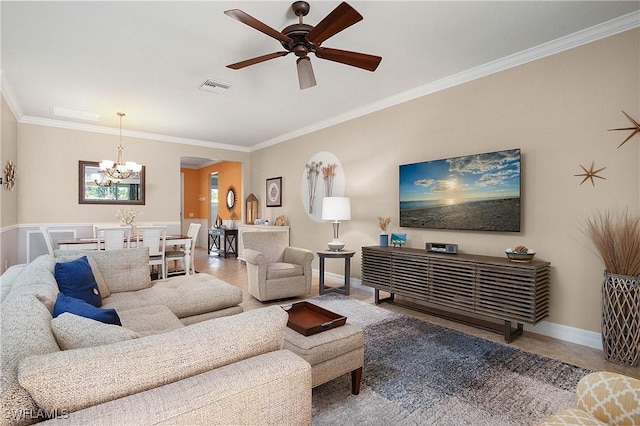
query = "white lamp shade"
xmin=322 ymin=197 xmax=351 ymax=221
xmin=126 ymin=162 xmax=143 ymax=173
xmin=99 ymin=160 xmax=114 ymax=170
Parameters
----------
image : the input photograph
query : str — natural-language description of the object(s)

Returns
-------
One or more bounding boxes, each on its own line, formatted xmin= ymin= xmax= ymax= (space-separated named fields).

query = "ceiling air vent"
xmin=200 ymin=79 xmax=231 ymax=94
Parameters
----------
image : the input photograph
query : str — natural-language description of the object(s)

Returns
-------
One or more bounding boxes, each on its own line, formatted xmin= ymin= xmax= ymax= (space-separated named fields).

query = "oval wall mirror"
xmin=226 ymin=187 xmax=236 ymax=211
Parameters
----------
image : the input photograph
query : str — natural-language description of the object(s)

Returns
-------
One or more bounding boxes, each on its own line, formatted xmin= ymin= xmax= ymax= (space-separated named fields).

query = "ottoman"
xmin=284 ymin=323 xmax=364 ymax=394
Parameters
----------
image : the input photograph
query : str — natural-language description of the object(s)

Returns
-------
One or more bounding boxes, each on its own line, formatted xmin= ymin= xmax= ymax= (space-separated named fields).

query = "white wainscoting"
xmin=1 ymin=225 xmax=19 ymax=273
xmin=10 ymin=222 xmax=182 ymax=265
xmin=26 ymin=228 xmax=77 ymax=262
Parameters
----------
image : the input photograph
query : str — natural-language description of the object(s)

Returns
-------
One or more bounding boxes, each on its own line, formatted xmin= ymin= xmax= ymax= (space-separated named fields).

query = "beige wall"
xmin=1 ymin=95 xmax=19 ymax=269
xmin=1 ymin=96 xmax=18 ymax=227
xmin=4 ymin=29 xmax=639 ymax=336
xmin=248 ymin=29 xmax=640 ymax=333
xmin=17 ymin=124 xmax=248 ymax=224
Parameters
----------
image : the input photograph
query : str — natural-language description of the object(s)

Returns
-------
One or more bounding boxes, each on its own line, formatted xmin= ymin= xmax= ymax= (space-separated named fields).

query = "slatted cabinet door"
xmin=429 ymin=256 xmax=476 ymax=311
xmin=361 ymin=247 xmax=393 ymax=294
xmin=392 ymin=251 xmax=430 ymax=302
xmin=476 ymin=264 xmax=534 ymax=323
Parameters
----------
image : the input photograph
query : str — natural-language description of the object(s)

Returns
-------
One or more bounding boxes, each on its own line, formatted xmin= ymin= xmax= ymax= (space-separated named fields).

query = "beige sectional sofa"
xmin=1 ymin=248 xmax=312 ymax=425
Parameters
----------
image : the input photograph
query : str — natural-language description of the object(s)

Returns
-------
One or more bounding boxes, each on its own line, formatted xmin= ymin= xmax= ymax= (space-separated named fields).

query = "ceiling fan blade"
xmin=224 ymin=9 xmax=292 ymax=44
xmin=227 ymin=51 xmax=290 ymax=70
xmin=306 ymin=2 xmax=363 ymax=44
xmin=315 ymin=47 xmax=381 ymax=71
xmin=296 ymin=56 xmax=317 ymax=90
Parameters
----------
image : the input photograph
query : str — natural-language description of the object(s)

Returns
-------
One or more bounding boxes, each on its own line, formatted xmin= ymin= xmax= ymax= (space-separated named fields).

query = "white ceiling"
xmin=2 ymin=1 xmax=639 ymax=152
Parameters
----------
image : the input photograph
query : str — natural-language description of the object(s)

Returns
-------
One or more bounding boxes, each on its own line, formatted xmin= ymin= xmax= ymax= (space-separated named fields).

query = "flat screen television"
xmin=399 ymin=148 xmax=521 ymax=232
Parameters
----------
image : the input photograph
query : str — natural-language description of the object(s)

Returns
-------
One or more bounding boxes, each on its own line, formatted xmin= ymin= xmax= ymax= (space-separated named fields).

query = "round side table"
xmin=316 ymin=250 xmax=355 ymax=295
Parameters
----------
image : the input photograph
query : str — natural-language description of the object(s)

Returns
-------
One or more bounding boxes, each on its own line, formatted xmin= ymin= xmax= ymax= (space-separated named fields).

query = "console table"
xmin=208 ymin=228 xmax=238 ymax=258
xmin=361 ymin=246 xmax=551 ymax=342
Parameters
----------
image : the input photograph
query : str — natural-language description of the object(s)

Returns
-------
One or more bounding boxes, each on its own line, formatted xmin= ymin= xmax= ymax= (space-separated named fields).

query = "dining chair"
xmin=135 ymin=222 xmax=154 ymax=229
xmin=93 ymin=222 xmax=122 ymax=238
xmin=136 ymin=225 xmax=167 ymax=279
xmin=39 ymin=226 xmax=56 ymax=256
xmin=165 ymin=223 xmax=201 ymax=276
xmin=96 ymin=226 xmax=131 ymax=250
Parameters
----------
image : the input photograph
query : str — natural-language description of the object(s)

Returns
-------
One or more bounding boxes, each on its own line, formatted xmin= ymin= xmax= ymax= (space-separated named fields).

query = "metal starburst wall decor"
xmin=609 ymin=111 xmax=640 ymax=149
xmin=574 ymin=161 xmax=606 ymax=187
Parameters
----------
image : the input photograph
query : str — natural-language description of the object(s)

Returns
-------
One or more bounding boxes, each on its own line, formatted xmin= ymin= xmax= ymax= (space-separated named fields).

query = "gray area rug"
xmin=306 ymin=294 xmax=590 ymax=426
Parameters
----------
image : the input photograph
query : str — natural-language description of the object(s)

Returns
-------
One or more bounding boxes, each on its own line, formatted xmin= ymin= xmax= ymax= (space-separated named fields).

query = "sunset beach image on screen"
xmin=399 ymin=148 xmax=521 ymax=232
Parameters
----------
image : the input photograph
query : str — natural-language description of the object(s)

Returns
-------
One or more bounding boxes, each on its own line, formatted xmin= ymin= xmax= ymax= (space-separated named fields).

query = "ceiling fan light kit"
xmin=296 ymin=56 xmax=316 ymax=89
xmin=225 ymin=1 xmax=382 ymax=90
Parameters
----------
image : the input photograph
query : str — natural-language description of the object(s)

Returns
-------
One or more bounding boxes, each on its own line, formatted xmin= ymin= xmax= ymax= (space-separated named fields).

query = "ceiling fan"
xmin=224 ymin=1 xmax=382 ymax=90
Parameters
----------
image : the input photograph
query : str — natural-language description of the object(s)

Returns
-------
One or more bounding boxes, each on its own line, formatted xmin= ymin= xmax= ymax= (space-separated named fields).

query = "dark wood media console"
xmin=361 ymin=246 xmax=551 ymax=342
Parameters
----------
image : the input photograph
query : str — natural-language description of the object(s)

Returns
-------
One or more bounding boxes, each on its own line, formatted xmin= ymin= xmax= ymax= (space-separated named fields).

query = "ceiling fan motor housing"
xmin=281 ymin=24 xmax=316 ymax=57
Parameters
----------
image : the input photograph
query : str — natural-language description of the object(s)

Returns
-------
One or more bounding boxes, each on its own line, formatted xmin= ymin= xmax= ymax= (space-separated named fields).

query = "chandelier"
xmin=98 ymin=112 xmax=142 ymax=182
xmin=92 ymin=172 xmax=113 ymax=187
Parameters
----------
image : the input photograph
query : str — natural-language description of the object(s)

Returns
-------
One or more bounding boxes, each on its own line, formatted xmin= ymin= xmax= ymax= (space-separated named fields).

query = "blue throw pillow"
xmin=55 ymin=256 xmax=101 ymax=307
xmin=53 ymin=293 xmax=121 ymax=326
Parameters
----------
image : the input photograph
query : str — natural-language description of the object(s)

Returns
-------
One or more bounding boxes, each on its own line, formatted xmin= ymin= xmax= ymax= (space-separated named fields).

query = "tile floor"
xmin=192 ymin=248 xmax=639 ymax=379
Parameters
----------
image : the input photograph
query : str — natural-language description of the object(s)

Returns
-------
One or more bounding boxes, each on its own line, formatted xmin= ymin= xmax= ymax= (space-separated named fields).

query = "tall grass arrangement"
xmin=585 ymin=209 xmax=640 ymax=276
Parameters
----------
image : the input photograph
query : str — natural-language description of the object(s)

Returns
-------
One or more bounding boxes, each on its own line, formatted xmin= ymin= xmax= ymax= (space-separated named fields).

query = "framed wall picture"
xmin=266 ymin=177 xmax=282 ymax=207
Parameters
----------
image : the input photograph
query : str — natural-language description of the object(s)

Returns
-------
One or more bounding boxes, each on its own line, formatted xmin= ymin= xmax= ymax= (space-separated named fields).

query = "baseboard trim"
xmin=524 ymin=321 xmax=603 ymax=350
xmin=314 ymin=269 xmax=603 ymax=350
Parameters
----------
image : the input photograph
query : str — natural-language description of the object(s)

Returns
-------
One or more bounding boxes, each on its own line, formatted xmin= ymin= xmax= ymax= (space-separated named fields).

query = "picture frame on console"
xmin=266 ymin=176 xmax=282 ymax=207
xmin=390 ymin=233 xmax=407 ymax=247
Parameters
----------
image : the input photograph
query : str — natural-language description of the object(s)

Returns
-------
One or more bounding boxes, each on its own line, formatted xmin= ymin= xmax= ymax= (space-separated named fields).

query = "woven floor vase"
xmin=601 ymin=271 xmax=640 ymax=367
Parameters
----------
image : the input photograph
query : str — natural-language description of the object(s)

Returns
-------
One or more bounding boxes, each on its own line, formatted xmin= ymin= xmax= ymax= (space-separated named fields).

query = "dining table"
xmin=56 ymin=234 xmax=194 ymax=275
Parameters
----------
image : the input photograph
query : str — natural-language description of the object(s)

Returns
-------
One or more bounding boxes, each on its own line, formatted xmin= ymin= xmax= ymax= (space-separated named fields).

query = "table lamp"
xmin=322 ymin=197 xmax=351 ymax=251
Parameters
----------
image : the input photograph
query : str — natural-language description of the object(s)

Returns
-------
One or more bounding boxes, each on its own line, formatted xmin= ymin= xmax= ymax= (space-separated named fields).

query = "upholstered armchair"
xmin=242 ymin=231 xmax=314 ymax=302
xmin=537 ymin=371 xmax=640 ymax=425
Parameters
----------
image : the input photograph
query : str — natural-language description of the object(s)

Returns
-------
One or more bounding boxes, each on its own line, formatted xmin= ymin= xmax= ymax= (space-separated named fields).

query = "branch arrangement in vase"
xmin=378 ymin=217 xmax=391 ymax=234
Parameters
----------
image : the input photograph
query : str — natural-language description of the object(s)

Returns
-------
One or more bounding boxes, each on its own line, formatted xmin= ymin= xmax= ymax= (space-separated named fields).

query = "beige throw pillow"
xmin=52 ymin=312 xmax=138 ymax=350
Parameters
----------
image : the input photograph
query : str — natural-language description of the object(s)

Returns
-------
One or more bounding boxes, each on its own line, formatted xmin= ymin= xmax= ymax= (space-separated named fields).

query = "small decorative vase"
xmin=130 ymin=222 xmax=137 ymax=237
xmin=379 ymin=233 xmax=389 ymax=247
xmin=601 ymin=271 xmax=640 ymax=367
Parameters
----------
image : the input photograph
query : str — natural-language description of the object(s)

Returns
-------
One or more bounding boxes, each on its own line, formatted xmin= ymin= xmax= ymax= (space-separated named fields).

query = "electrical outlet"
xmin=189 ymin=212 xmax=194 ymax=218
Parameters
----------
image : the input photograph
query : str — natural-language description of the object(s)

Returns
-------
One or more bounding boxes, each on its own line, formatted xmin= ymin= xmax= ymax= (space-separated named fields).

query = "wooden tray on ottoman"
xmin=284 ymin=301 xmax=347 ymax=336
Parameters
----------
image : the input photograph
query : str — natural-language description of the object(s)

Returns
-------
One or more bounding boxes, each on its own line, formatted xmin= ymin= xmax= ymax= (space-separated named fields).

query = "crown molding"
xmin=250 ymin=10 xmax=640 ymax=152
xmin=4 ymin=10 xmax=638 ymax=154
xmin=18 ymin=115 xmax=250 ymax=153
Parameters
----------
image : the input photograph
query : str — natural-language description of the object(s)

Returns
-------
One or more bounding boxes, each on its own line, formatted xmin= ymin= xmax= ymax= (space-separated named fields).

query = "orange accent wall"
xmin=181 ymin=168 xmax=200 ymax=220
xmin=180 ymin=161 xmax=242 ymax=223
